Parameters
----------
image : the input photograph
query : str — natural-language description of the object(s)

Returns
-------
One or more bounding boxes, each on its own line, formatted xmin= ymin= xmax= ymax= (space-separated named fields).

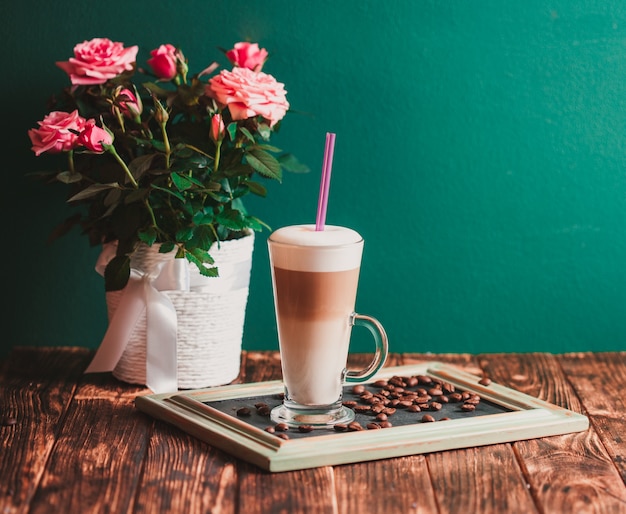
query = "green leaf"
xmin=56 ymin=171 xmax=83 ymax=184
xmin=226 ymin=122 xmax=238 ymax=141
xmin=246 ymin=180 xmax=267 ymax=197
xmin=159 ymin=242 xmax=176 ymax=253
xmin=215 ymin=208 xmax=247 ymax=230
xmin=171 ymin=172 xmax=195 ymax=191
xmin=279 ymin=153 xmax=310 ymax=173
xmin=138 ymin=227 xmax=157 ymax=245
xmin=150 ymin=184 xmax=186 ymax=202
xmin=104 ymin=255 xmax=131 ymax=291
xmin=240 ymin=126 xmax=256 ymax=143
xmin=68 ymin=183 xmax=120 ymax=202
xmin=245 ymin=148 xmax=282 ymax=181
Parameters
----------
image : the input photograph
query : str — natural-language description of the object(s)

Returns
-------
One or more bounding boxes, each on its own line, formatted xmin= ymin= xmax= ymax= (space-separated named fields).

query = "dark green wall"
xmin=5 ymin=1 xmax=626 ymax=357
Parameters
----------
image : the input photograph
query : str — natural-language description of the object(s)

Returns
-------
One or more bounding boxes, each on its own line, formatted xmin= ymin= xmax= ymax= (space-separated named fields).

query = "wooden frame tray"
xmin=135 ymin=362 xmax=588 ymax=472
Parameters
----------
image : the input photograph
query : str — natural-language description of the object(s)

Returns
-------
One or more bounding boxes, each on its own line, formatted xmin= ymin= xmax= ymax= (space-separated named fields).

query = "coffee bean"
xmin=255 ymin=402 xmax=269 ymax=409
xmin=348 ymin=421 xmax=364 ymax=431
xmin=382 ymin=407 xmax=397 ymax=416
xmin=264 ymin=426 xmax=276 ymax=433
xmin=407 ymin=405 xmax=421 ymax=413
xmin=479 ymin=377 xmax=492 ymax=386
xmin=421 ymin=414 xmax=436 ymax=422
xmin=352 ymin=384 xmax=366 ymax=394
xmin=256 ymin=406 xmax=271 ymax=416
xmin=236 ymin=407 xmax=251 ymax=417
xmin=380 ymin=421 xmax=393 ymax=428
xmin=461 ymin=403 xmax=476 ymax=412
xmin=398 ymin=400 xmax=413 ymax=409
xmin=366 ymin=422 xmax=382 ymax=430
xmin=448 ymin=392 xmax=463 ymax=402
xmin=442 ymin=382 xmax=455 ymax=394
xmin=275 ymin=422 xmax=289 ymax=431
xmin=276 ymin=433 xmax=290 ymax=440
xmin=298 ymin=425 xmax=314 ymax=433
xmin=376 ymin=413 xmax=388 ymax=421
xmin=430 ymin=402 xmax=443 ymax=411
xmin=406 ymin=376 xmax=418 ymax=387
xmin=342 ymin=400 xmax=357 ymax=408
xmin=427 ymin=387 xmax=443 ymax=396
xmin=373 ymin=379 xmax=388 ymax=388
xmin=354 ymin=404 xmax=371 ymax=414
xmin=334 ymin=423 xmax=348 ymax=432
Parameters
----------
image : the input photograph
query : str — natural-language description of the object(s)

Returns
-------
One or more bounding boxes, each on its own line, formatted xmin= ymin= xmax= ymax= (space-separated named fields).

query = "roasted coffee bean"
xmin=373 ymin=379 xmax=388 ymax=388
xmin=352 ymin=384 xmax=366 ymax=394
xmin=371 ymin=404 xmax=385 ymax=414
xmin=406 ymin=376 xmax=419 ymax=387
xmin=390 ymin=399 xmax=400 ymax=407
xmin=236 ymin=407 xmax=251 ymax=417
xmin=382 ymin=407 xmax=397 ymax=416
xmin=348 ymin=421 xmax=364 ymax=431
xmin=255 ymin=402 xmax=269 ymax=409
xmin=256 ymin=406 xmax=271 ymax=416
xmin=342 ymin=400 xmax=357 ymax=408
xmin=398 ymin=400 xmax=413 ymax=409
xmin=430 ymin=402 xmax=442 ymax=411
xmin=380 ymin=421 xmax=393 ymax=428
xmin=421 ymin=414 xmax=436 ymax=422
xmin=442 ymin=382 xmax=455 ymax=394
xmin=448 ymin=392 xmax=463 ymax=402
xmin=366 ymin=422 xmax=382 ymax=430
xmin=478 ymin=377 xmax=492 ymax=386
xmin=264 ymin=426 xmax=276 ymax=433
xmin=427 ymin=387 xmax=443 ymax=396
xmin=440 ymin=417 xmax=451 ymax=421
xmin=376 ymin=413 xmax=388 ymax=421
xmin=389 ymin=376 xmax=405 ymax=387
xmin=275 ymin=422 xmax=289 ymax=431
xmin=334 ymin=423 xmax=348 ymax=432
xmin=461 ymin=391 xmax=471 ymax=401
xmin=465 ymin=395 xmax=481 ymax=405
xmin=436 ymin=395 xmax=449 ymax=403
xmin=298 ymin=425 xmax=314 ymax=433
xmin=417 ymin=375 xmax=433 ymax=385
xmin=461 ymin=403 xmax=476 ymax=412
xmin=415 ymin=395 xmax=431 ymax=404
xmin=354 ymin=404 xmax=372 ymax=414
xmin=407 ymin=404 xmax=421 ymax=413
xmin=276 ymin=433 xmax=290 ymax=440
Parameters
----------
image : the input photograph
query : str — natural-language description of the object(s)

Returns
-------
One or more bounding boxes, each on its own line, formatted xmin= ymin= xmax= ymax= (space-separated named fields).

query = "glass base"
xmin=270 ymin=403 xmax=355 ymax=429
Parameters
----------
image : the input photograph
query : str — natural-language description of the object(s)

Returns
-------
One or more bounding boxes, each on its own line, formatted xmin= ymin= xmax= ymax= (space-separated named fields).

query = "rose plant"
xmin=29 ymin=38 xmax=306 ymax=291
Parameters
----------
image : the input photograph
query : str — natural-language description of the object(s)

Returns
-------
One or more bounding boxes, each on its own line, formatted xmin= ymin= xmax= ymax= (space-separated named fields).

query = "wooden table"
xmin=2 ymin=347 xmax=626 ymax=513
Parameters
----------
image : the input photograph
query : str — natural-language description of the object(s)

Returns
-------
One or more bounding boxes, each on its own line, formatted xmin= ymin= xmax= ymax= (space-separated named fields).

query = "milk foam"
xmin=268 ymin=225 xmax=363 ymax=272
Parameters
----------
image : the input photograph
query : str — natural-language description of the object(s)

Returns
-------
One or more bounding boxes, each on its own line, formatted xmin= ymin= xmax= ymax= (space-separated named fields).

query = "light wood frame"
xmin=135 ymin=362 xmax=589 ymax=472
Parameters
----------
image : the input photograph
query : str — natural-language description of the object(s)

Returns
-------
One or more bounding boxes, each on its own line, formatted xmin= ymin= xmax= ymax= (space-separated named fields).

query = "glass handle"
xmin=345 ymin=312 xmax=389 ymax=383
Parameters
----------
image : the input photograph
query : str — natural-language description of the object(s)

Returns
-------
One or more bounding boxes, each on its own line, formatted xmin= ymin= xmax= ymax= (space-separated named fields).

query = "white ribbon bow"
xmin=85 ymin=242 xmax=189 ymax=393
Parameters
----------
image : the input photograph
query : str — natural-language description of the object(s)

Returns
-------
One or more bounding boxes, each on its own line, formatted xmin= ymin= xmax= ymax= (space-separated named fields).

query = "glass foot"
xmin=270 ymin=404 xmax=355 ymax=429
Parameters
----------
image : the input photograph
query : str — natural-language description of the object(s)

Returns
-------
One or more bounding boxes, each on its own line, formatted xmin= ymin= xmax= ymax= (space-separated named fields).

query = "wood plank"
xmin=134 ymin=422 xmax=238 ymax=514
xmin=334 ymin=456 xmax=439 ymax=514
xmin=481 ymin=352 xmax=626 ymax=513
xmin=27 ymin=385 xmax=152 ymax=514
xmin=402 ymin=353 xmax=539 ymax=513
xmin=238 ymin=463 xmax=337 ymax=514
xmin=428 ymin=444 xmax=538 ymax=514
xmin=0 ymin=346 xmax=90 ymax=514
xmin=559 ymin=352 xmax=626 ymax=483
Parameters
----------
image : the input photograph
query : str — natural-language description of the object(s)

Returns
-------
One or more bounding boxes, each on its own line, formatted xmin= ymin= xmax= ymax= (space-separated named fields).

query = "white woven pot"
xmin=105 ymin=232 xmax=254 ymax=389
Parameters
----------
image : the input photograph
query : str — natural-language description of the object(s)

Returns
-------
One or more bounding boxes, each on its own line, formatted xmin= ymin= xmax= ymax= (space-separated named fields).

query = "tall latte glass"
xmin=268 ymin=224 xmax=389 ymax=428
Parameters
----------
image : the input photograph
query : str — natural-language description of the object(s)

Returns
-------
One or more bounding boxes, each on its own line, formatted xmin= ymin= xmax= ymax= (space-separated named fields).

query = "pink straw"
xmin=315 ymin=132 xmax=336 ymax=231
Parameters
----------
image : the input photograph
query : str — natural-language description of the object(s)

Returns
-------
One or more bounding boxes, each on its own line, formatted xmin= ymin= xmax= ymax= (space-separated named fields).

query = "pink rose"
xmin=77 ymin=120 xmax=113 ymax=153
xmin=147 ymin=44 xmax=179 ymax=80
xmin=114 ymin=87 xmax=143 ymax=119
xmin=206 ymin=67 xmax=289 ymax=127
xmin=210 ymin=114 xmax=225 ymax=141
xmin=28 ymin=110 xmax=88 ymax=156
xmin=56 ymin=38 xmax=138 ymax=86
xmin=226 ymin=42 xmax=268 ymax=72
